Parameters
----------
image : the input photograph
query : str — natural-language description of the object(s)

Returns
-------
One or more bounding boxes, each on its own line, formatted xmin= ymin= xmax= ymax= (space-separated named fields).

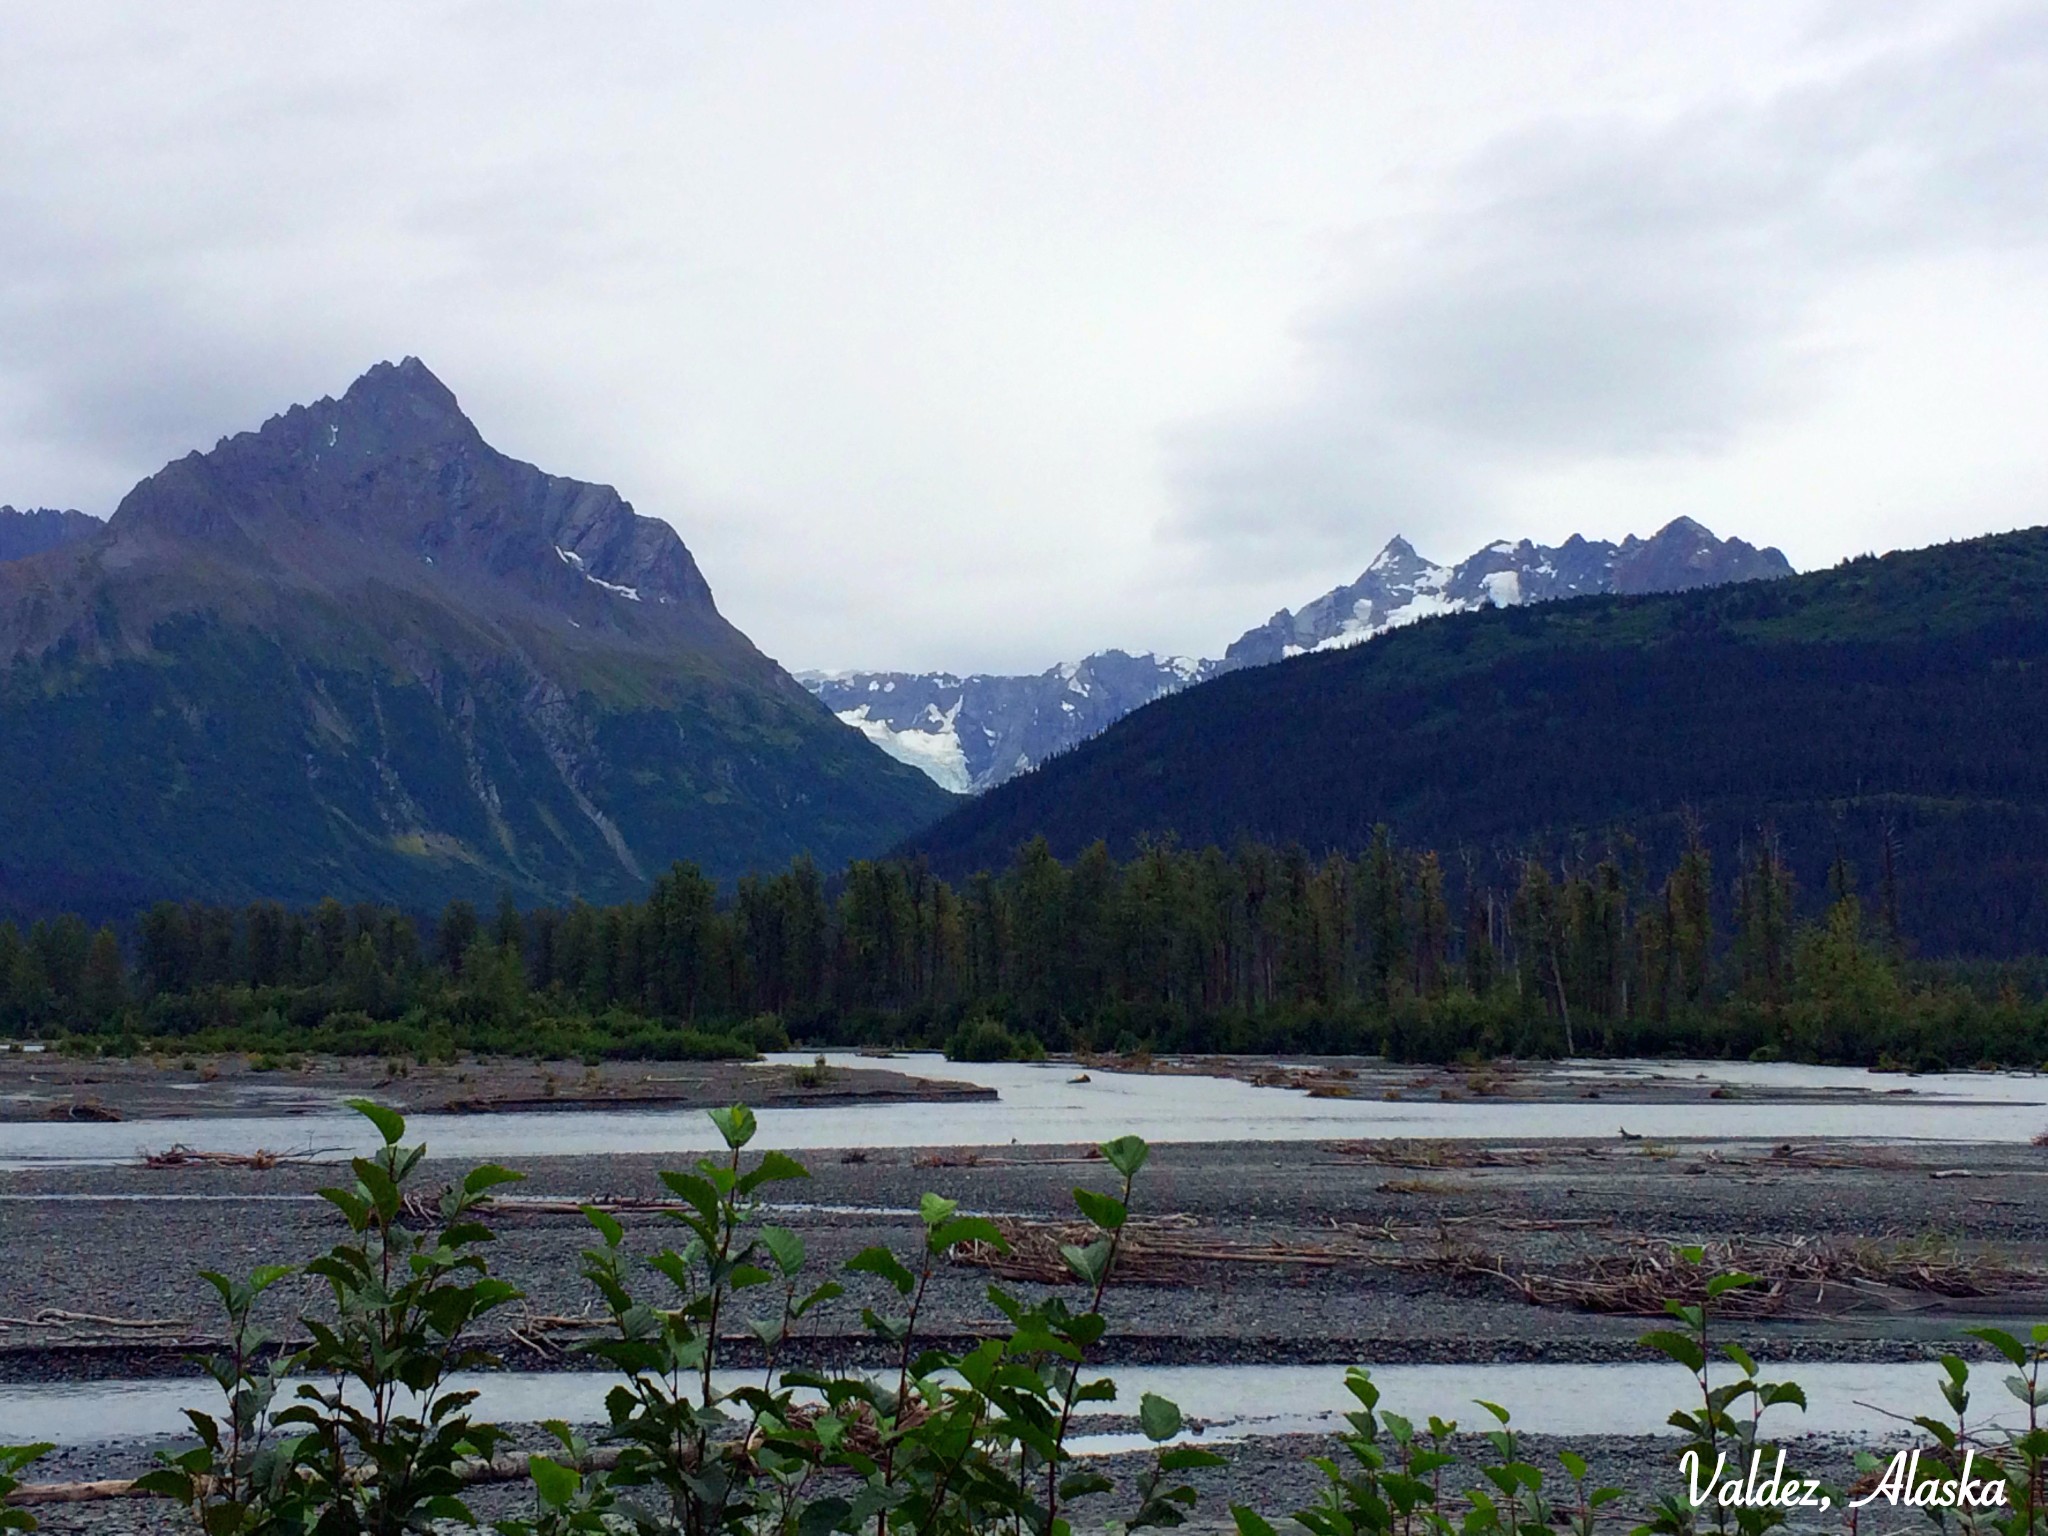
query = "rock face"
xmin=0 ymin=506 xmax=100 ymax=564
xmin=0 ymin=360 xmax=951 ymax=915
xmin=810 ymin=518 xmax=1792 ymax=792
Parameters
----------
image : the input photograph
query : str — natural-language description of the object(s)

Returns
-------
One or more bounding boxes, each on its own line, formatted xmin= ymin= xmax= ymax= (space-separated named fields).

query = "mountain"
xmin=1221 ymin=518 xmax=1792 ymax=667
xmin=0 ymin=359 xmax=952 ymax=915
xmin=808 ymin=519 xmax=1791 ymax=791
xmin=802 ymin=650 xmax=1204 ymax=794
xmin=902 ymin=528 xmax=2048 ymax=957
xmin=0 ymin=506 xmax=100 ymax=563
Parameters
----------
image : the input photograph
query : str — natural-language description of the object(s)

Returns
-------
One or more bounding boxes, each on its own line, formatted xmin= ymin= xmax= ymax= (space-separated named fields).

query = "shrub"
xmin=945 ymin=1016 xmax=1044 ymax=1063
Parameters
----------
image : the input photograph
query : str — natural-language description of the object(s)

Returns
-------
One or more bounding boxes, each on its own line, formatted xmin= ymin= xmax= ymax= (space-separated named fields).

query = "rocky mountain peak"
xmin=334 ymin=355 xmax=470 ymax=436
xmin=95 ymin=360 xmax=720 ymax=627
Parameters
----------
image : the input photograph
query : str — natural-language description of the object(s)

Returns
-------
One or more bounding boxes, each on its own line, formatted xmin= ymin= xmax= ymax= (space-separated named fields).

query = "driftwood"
xmin=44 ymin=1099 xmax=121 ymax=1122
xmin=11 ymin=1447 xmax=631 ymax=1506
xmin=953 ymin=1215 xmax=2044 ymax=1321
xmin=952 ymin=1214 xmax=1475 ymax=1286
xmin=1491 ymin=1237 xmax=2045 ymax=1318
xmin=1329 ymin=1139 xmax=1575 ymax=1169
xmin=143 ymin=1144 xmax=293 ymax=1170
xmin=0 ymin=1306 xmax=188 ymax=1331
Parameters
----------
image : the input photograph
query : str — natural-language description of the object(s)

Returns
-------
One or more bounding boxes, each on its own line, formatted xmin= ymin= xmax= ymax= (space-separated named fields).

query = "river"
xmin=0 ymin=1054 xmax=2041 ymax=1168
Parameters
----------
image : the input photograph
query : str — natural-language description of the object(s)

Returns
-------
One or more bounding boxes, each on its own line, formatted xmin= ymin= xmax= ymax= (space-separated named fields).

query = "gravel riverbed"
xmin=4 ymin=1060 xmax=2046 ymax=1527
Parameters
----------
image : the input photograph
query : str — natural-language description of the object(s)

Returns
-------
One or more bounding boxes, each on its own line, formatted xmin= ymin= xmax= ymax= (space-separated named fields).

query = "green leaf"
xmin=761 ymin=1225 xmax=806 ymax=1277
xmin=1059 ymin=1469 xmax=1117 ymax=1499
xmin=708 ymin=1103 xmax=757 ymax=1149
xmin=1760 ymin=1381 xmax=1808 ymax=1410
xmin=1061 ymin=1238 xmax=1111 ymax=1288
xmin=846 ymin=1245 xmax=917 ymax=1296
xmin=1231 ymin=1507 xmax=1281 ymax=1536
xmin=657 ymin=1170 xmax=720 ymax=1227
xmin=1101 ymin=1135 xmax=1149 ymax=1179
xmin=750 ymin=1150 xmax=810 ymax=1186
xmin=345 ymin=1098 xmax=406 ymax=1146
xmin=919 ymin=1192 xmax=960 ymax=1227
xmin=582 ymin=1205 xmax=624 ymax=1248
xmin=528 ymin=1453 xmax=578 ymax=1508
xmin=1073 ymin=1187 xmax=1127 ymax=1231
xmin=462 ymin=1163 xmax=525 ymax=1196
xmin=1638 ymin=1329 xmax=1707 ymax=1374
xmin=1139 ymin=1391 xmax=1183 ymax=1442
xmin=1161 ymin=1445 xmax=1227 ymax=1470
xmin=1968 ymin=1327 xmax=2028 ymax=1367
xmin=350 ymin=1156 xmax=398 ymax=1214
xmin=1705 ymin=1271 xmax=1758 ymax=1298
xmin=929 ymin=1216 xmax=1005 ymax=1254
xmin=316 ymin=1186 xmax=370 ymax=1229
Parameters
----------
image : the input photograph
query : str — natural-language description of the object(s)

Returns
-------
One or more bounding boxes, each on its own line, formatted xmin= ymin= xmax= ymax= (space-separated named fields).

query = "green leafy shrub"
xmin=125 ymin=1105 xmax=2048 ymax=1536
xmin=945 ymin=1017 xmax=1044 ymax=1063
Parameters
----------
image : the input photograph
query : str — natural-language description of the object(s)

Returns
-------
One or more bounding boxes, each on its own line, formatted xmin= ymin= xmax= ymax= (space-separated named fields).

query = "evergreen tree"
xmin=246 ymin=902 xmax=288 ymax=988
xmin=436 ymin=900 xmax=480 ymax=976
xmin=139 ymin=902 xmax=198 ymax=997
xmin=1360 ymin=826 xmax=1407 ymax=1004
xmin=493 ymin=892 xmax=525 ymax=954
xmin=1733 ymin=830 xmax=1797 ymax=1006
xmin=79 ymin=925 xmax=127 ymax=1027
xmin=1669 ymin=817 xmax=1713 ymax=1007
xmin=1410 ymin=851 xmax=1450 ymax=998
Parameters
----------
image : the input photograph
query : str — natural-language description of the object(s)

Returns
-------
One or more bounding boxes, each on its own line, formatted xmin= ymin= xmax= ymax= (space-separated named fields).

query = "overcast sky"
xmin=4 ymin=3 xmax=2045 ymax=673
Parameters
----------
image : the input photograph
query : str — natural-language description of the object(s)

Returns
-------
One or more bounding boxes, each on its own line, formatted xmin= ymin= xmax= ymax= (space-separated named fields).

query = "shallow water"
xmin=0 ymin=1054 xmax=2040 ymax=1168
xmin=0 ymin=1360 xmax=2023 ymax=1448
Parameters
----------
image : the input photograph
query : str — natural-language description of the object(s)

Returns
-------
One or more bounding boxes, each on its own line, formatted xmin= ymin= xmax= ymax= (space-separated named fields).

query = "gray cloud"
xmin=1166 ymin=6 xmax=2048 ymax=580
xmin=3 ymin=4 xmax=2045 ymax=671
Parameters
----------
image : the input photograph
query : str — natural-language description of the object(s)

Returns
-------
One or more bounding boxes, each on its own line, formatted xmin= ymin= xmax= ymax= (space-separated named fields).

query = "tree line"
xmin=2 ymin=828 xmax=2043 ymax=1067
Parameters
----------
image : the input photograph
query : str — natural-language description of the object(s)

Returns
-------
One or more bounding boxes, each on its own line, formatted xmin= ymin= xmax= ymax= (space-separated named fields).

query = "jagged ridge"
xmin=808 ymin=518 xmax=1791 ymax=792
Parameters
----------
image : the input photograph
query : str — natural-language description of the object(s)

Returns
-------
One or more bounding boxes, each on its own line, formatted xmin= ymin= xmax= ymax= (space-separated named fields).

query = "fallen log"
xmin=0 ymin=1307 xmax=188 ymax=1331
xmin=12 ymin=1447 xmax=630 ymax=1506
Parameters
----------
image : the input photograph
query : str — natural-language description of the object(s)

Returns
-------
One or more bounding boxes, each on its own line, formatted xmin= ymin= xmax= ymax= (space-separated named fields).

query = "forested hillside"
xmin=7 ymin=828 xmax=2045 ymax=1070
xmin=905 ymin=528 xmax=2048 ymax=958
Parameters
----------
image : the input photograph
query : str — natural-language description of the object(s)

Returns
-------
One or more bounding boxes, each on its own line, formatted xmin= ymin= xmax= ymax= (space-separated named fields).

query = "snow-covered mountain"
xmin=802 ymin=649 xmax=1204 ymax=795
xmin=1222 ymin=517 xmax=1792 ymax=666
xmin=804 ymin=517 xmax=1791 ymax=793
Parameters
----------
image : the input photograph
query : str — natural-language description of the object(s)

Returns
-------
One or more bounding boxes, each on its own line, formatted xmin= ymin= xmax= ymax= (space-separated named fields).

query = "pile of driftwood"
xmin=1329 ymin=1139 xmax=1571 ymax=1169
xmin=951 ymin=1213 xmax=1475 ymax=1286
xmin=142 ymin=1144 xmax=297 ymax=1170
xmin=43 ymin=1099 xmax=120 ymax=1122
xmin=951 ymin=1214 xmax=2041 ymax=1321
xmin=1488 ymin=1236 xmax=2043 ymax=1318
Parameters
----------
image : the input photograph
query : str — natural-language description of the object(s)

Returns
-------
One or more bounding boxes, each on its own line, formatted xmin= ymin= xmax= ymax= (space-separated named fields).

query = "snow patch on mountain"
xmin=836 ymin=700 xmax=970 ymax=794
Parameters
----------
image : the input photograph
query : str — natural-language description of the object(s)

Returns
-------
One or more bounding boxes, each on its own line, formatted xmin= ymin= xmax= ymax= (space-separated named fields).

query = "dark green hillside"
xmin=905 ymin=528 xmax=2048 ymax=957
xmin=0 ymin=619 xmax=944 ymax=917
